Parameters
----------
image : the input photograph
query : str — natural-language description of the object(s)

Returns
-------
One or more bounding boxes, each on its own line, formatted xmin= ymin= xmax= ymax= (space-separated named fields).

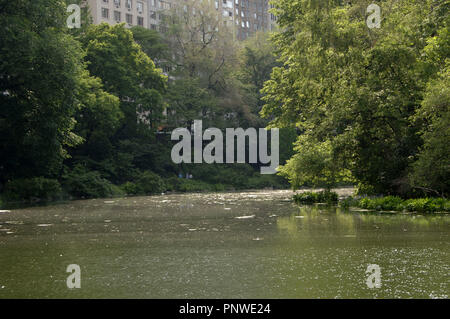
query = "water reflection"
xmin=0 ymin=190 xmax=448 ymax=298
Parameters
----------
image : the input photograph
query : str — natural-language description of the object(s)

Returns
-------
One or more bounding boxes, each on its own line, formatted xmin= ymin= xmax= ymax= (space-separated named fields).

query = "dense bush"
xmin=121 ymin=181 xmax=141 ymax=195
xmin=340 ymin=196 xmax=449 ymax=213
xmin=121 ymin=171 xmax=167 ymax=195
xmin=166 ymin=164 xmax=289 ymax=192
xmin=356 ymin=183 xmax=379 ymax=196
xmin=185 ymin=164 xmax=255 ymax=188
xmin=293 ymin=191 xmax=339 ymax=204
xmin=246 ymin=175 xmax=287 ymax=190
xmin=164 ymin=177 xmax=231 ymax=193
xmin=339 ymin=197 xmax=359 ymax=209
xmin=358 ymin=196 xmax=404 ymax=211
xmin=164 ymin=176 xmax=182 ymax=192
xmin=63 ymin=165 xmax=123 ymax=199
xmin=2 ymin=177 xmax=62 ymax=203
xmin=402 ymin=198 xmax=450 ymax=213
xmin=135 ymin=171 xmax=167 ymax=194
xmin=176 ymin=180 xmax=225 ymax=193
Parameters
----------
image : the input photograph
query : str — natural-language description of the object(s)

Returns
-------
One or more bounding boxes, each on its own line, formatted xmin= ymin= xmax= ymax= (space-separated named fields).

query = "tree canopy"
xmin=262 ymin=0 xmax=449 ymax=196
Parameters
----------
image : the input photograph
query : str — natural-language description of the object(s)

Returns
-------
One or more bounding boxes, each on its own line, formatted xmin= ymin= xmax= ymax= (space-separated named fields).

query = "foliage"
xmin=341 ymin=196 xmax=450 ymax=213
xmin=165 ymin=77 xmax=219 ymax=128
xmin=67 ymin=23 xmax=169 ymax=189
xmin=79 ymin=23 xmax=167 ymax=128
xmin=237 ymin=32 xmax=281 ymax=124
xmin=293 ymin=191 xmax=339 ymax=204
xmin=0 ymin=0 xmax=294 ymax=204
xmin=130 ymin=26 xmax=169 ymax=67
xmin=358 ymin=196 xmax=405 ymax=211
xmin=245 ymin=175 xmax=288 ymax=190
xmin=135 ymin=171 xmax=167 ymax=195
xmin=174 ymin=180 xmax=222 ymax=193
xmin=279 ymin=136 xmax=352 ymax=189
xmin=164 ymin=177 xmax=183 ymax=192
xmin=355 ymin=183 xmax=379 ymax=196
xmin=162 ymin=0 xmax=258 ymax=128
xmin=262 ymin=0 xmax=450 ymax=196
xmin=0 ymin=0 xmax=87 ymax=183
xmin=70 ymin=73 xmax=123 ymax=162
xmin=163 ymin=167 xmax=288 ymax=193
xmin=62 ymin=165 xmax=124 ymax=199
xmin=410 ymin=26 xmax=450 ymax=197
xmin=121 ymin=171 xmax=167 ymax=195
xmin=3 ymin=178 xmax=62 ymax=203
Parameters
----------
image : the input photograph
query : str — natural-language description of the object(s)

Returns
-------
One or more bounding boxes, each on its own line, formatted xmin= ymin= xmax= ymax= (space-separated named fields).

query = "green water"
xmin=0 ymin=190 xmax=448 ymax=299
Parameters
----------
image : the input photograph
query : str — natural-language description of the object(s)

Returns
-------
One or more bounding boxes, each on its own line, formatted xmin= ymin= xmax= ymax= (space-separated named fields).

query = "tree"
xmin=0 ymin=0 xmax=87 ymax=184
xmin=71 ymin=23 xmax=168 ymax=183
xmin=160 ymin=0 xmax=256 ymax=128
xmin=130 ymin=26 xmax=169 ymax=69
xmin=262 ymin=0 xmax=449 ymax=195
xmin=70 ymin=72 xmax=122 ymax=162
xmin=78 ymin=23 xmax=167 ymax=137
xmin=411 ymin=24 xmax=450 ymax=197
xmin=238 ymin=32 xmax=280 ymax=121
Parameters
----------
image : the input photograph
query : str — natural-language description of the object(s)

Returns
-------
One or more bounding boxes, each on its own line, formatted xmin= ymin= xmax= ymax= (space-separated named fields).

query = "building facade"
xmin=87 ymin=0 xmax=148 ymax=28
xmin=87 ymin=0 xmax=276 ymax=40
xmin=229 ymin=0 xmax=277 ymax=40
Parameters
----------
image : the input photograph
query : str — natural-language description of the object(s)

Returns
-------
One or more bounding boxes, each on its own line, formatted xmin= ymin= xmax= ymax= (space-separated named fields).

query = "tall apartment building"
xmin=88 ymin=0 xmax=276 ymax=40
xmin=149 ymin=0 xmax=277 ymax=40
xmin=87 ymin=0 xmax=148 ymax=28
xmin=228 ymin=0 xmax=278 ymax=40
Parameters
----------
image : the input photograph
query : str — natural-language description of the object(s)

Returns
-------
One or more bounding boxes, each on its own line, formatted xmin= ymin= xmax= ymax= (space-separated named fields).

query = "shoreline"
xmin=294 ymin=190 xmax=450 ymax=214
xmin=0 ymin=187 xmax=293 ymax=210
xmin=3 ymin=187 xmax=448 ymax=214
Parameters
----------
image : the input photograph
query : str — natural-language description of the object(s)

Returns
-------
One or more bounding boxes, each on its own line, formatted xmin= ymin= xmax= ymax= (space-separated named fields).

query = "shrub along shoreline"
xmin=294 ymin=191 xmax=450 ymax=213
xmin=0 ymin=168 xmax=289 ymax=209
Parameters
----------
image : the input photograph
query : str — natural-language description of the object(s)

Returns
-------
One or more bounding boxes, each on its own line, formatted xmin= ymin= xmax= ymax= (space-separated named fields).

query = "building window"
xmin=159 ymin=25 xmax=168 ymax=34
xmin=137 ymin=1 xmax=143 ymax=14
xmin=137 ymin=16 xmax=144 ymax=26
xmin=159 ymin=1 xmax=171 ymax=10
xmin=126 ymin=0 xmax=132 ymax=10
xmin=150 ymin=11 xmax=156 ymax=19
xmin=114 ymin=11 xmax=121 ymax=22
xmin=114 ymin=0 xmax=120 ymax=7
xmin=101 ymin=8 xmax=109 ymax=19
xmin=159 ymin=13 xmax=167 ymax=23
xmin=126 ymin=13 xmax=133 ymax=24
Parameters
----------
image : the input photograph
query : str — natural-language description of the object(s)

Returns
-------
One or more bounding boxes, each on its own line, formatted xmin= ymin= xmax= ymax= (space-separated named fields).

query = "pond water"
xmin=0 ymin=189 xmax=448 ymax=298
